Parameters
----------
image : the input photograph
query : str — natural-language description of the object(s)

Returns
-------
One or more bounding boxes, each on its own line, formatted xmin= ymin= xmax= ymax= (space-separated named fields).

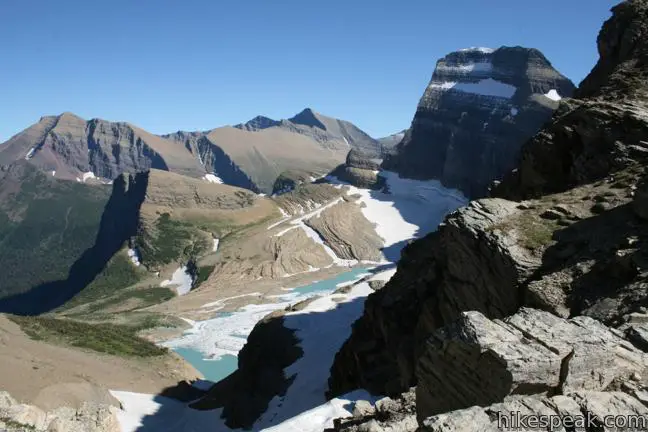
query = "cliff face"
xmin=329 ymin=1 xmax=648 ymax=426
xmin=0 ymin=113 xmax=203 ymax=182
xmin=382 ymin=46 xmax=575 ymax=198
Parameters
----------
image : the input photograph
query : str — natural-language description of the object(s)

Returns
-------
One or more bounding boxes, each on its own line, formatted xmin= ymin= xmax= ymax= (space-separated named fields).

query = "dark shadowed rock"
xmin=190 ymin=314 xmax=302 ymax=429
xmin=383 ymin=46 xmax=575 ymax=198
xmin=416 ymin=308 xmax=648 ymax=420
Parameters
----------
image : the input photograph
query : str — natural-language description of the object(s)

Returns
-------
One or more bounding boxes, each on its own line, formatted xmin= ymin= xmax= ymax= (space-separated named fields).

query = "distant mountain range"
xmin=0 ymin=109 xmax=401 ymax=194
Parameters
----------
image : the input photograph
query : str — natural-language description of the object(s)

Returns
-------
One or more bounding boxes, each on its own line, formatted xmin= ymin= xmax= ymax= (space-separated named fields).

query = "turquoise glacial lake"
xmin=173 ymin=347 xmax=238 ymax=382
xmin=174 ymin=267 xmax=371 ymax=383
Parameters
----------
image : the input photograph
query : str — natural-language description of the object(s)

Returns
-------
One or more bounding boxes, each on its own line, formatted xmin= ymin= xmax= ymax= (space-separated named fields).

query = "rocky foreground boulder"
xmin=0 ymin=392 xmax=119 ymax=432
xmin=416 ymin=308 xmax=648 ymax=420
xmin=383 ymin=46 xmax=575 ymax=198
xmin=329 ymin=309 xmax=648 ymax=431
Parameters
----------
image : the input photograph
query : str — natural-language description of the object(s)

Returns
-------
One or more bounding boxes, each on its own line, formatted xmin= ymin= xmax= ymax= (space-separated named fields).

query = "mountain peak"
xmin=234 ymin=115 xmax=280 ymax=131
xmin=289 ymin=108 xmax=327 ymax=131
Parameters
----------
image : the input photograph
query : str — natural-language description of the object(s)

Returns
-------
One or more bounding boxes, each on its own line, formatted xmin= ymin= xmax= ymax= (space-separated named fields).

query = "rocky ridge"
xmin=0 ymin=113 xmax=204 ymax=182
xmin=327 ymin=1 xmax=648 ymax=430
xmin=383 ymin=46 xmax=575 ymax=197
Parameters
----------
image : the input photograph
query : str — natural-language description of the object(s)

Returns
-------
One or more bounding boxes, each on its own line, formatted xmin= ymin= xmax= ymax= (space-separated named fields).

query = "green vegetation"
xmin=62 ymin=250 xmax=146 ymax=309
xmin=194 ymin=265 xmax=215 ymax=289
xmin=0 ymin=166 xmax=110 ymax=299
xmin=0 ymin=417 xmax=37 ymax=431
xmin=137 ymin=212 xmax=210 ymax=268
xmin=8 ymin=315 xmax=168 ymax=358
xmin=488 ymin=212 xmax=557 ymax=251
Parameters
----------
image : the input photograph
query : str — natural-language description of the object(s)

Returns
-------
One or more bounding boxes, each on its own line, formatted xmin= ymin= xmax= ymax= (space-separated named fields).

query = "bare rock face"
xmin=326 ymin=390 xmax=418 ymax=432
xmin=329 ymin=0 xmax=648 ymax=406
xmin=577 ymin=0 xmax=648 ymax=101
xmin=421 ymin=391 xmax=648 ymax=432
xmin=190 ymin=315 xmax=303 ymax=429
xmin=328 ymin=198 xmax=540 ymax=398
xmin=383 ymin=46 xmax=575 ymax=198
xmin=0 ymin=391 xmax=120 ymax=432
xmin=416 ymin=308 xmax=648 ymax=420
xmin=494 ymin=0 xmax=648 ymax=201
xmin=304 ymin=199 xmax=385 ymax=262
xmin=0 ymin=113 xmax=204 ymax=182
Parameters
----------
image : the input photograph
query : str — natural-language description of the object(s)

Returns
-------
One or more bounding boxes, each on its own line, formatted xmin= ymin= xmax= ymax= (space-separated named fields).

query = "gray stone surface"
xmin=416 ymin=308 xmax=648 ymax=419
xmin=383 ymin=46 xmax=575 ymax=197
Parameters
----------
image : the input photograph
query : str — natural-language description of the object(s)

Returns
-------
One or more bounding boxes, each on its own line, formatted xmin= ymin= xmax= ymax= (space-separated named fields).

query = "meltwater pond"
xmin=173 ymin=347 xmax=238 ymax=382
xmin=169 ymin=267 xmax=371 ymax=383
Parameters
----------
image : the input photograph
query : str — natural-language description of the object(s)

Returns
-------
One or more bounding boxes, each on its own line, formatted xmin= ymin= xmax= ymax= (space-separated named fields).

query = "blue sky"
xmin=1 ymin=0 xmax=617 ymax=142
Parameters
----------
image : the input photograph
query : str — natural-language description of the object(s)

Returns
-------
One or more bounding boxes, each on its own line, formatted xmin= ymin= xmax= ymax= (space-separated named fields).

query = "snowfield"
xmin=203 ymin=173 xmax=224 ymax=184
xmin=544 ymin=89 xmax=562 ymax=101
xmin=160 ymin=266 xmax=194 ymax=295
xmin=429 ymin=78 xmax=517 ymax=98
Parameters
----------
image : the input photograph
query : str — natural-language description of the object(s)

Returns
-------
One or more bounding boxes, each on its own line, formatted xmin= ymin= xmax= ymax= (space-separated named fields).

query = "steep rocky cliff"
xmin=329 ymin=2 xmax=648 ymax=430
xmin=383 ymin=46 xmax=575 ymax=197
xmin=0 ymin=113 xmax=204 ymax=182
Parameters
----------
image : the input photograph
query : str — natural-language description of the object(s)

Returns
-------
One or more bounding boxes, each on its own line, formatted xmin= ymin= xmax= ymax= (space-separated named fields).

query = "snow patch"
xmin=127 ymin=248 xmax=141 ymax=267
xmin=24 ymin=147 xmax=36 ymax=160
xmin=51 ymin=170 xmax=56 ymax=177
xmin=458 ymin=47 xmax=495 ymax=53
xmin=510 ymin=107 xmax=519 ymax=116
xmin=81 ymin=172 xmax=96 ymax=182
xmin=436 ymin=62 xmax=493 ymax=74
xmin=212 ymin=238 xmax=220 ymax=252
xmin=161 ymin=266 xmax=194 ymax=295
xmin=109 ymin=391 xmax=217 ymax=432
xmin=203 ymin=173 xmax=223 ymax=184
xmin=544 ymin=89 xmax=562 ymax=101
xmin=429 ymin=78 xmax=517 ymax=98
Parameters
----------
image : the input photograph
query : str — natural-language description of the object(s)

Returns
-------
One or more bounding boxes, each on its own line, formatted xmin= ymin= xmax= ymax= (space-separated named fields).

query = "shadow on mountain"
xmin=0 ymin=172 xmax=149 ymax=315
xmin=135 ymin=296 xmax=371 ymax=431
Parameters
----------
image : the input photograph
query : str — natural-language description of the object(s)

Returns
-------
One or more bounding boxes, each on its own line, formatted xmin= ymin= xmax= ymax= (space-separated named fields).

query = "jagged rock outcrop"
xmin=191 ymin=314 xmax=303 ymax=429
xmin=421 ymin=391 xmax=648 ymax=432
xmin=327 ymin=390 xmax=418 ymax=432
xmin=0 ymin=112 xmax=204 ymax=182
xmin=329 ymin=1 xmax=648 ymax=406
xmin=0 ymin=391 xmax=120 ymax=432
xmin=331 ymin=149 xmax=387 ymax=189
xmin=416 ymin=308 xmax=648 ymax=420
xmin=383 ymin=46 xmax=575 ymax=197
xmin=272 ymin=170 xmax=313 ymax=195
xmin=493 ymin=0 xmax=648 ymax=200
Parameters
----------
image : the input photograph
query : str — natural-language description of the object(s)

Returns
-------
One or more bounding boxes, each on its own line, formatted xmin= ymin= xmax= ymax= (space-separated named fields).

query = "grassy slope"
xmin=7 ymin=315 xmax=168 ymax=358
xmin=0 ymin=164 xmax=111 ymax=299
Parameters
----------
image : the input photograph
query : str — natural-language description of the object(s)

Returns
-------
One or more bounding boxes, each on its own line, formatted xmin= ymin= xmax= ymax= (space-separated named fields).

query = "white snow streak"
xmin=24 ymin=147 xmax=36 ymax=160
xmin=544 ymin=89 xmax=562 ymax=101
xmin=161 ymin=266 xmax=194 ymax=295
xmin=127 ymin=248 xmax=141 ymax=267
xmin=203 ymin=173 xmax=224 ymax=184
xmin=429 ymin=78 xmax=517 ymax=98
xmin=458 ymin=47 xmax=495 ymax=53
xmin=436 ymin=62 xmax=493 ymax=74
